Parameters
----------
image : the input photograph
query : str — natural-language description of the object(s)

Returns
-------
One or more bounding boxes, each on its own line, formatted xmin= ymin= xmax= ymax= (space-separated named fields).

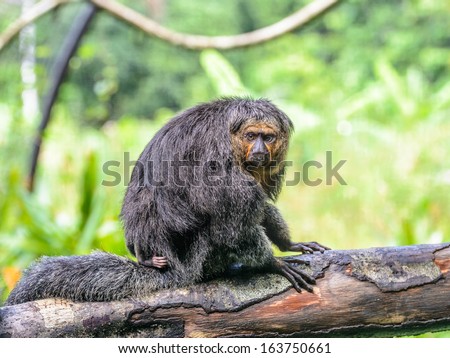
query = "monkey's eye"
xmin=263 ymin=134 xmax=276 ymax=143
xmin=244 ymin=132 xmax=257 ymax=141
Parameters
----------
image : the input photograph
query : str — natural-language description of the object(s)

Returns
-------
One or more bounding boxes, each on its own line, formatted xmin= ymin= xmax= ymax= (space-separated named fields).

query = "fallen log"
xmin=1 ymin=243 xmax=450 ymax=338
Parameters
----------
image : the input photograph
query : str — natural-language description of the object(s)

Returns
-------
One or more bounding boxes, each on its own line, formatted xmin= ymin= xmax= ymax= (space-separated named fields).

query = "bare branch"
xmin=26 ymin=3 xmax=97 ymax=192
xmin=0 ymin=0 xmax=75 ymax=52
xmin=0 ymin=0 xmax=339 ymax=52
xmin=90 ymin=0 xmax=340 ymax=49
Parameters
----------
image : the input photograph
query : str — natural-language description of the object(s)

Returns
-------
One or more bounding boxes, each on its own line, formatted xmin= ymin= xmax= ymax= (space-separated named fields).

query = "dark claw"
xmin=289 ymin=241 xmax=331 ymax=254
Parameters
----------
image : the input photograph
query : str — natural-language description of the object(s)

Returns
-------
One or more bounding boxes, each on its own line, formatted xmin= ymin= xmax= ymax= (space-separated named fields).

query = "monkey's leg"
xmin=262 ymin=203 xmax=330 ymax=253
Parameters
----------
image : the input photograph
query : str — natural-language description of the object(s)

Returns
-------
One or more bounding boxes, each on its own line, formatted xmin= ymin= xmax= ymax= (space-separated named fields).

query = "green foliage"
xmin=200 ymin=50 xmax=251 ymax=97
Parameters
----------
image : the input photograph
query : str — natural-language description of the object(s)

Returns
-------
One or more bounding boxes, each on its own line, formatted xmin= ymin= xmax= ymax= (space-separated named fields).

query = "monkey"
xmin=6 ymin=97 xmax=329 ymax=305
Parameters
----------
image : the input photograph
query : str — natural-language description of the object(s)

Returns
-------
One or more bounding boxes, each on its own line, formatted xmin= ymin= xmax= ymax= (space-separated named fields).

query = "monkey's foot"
xmin=139 ymin=256 xmax=168 ymax=269
xmin=275 ymin=258 xmax=316 ymax=293
xmin=289 ymin=241 xmax=330 ymax=254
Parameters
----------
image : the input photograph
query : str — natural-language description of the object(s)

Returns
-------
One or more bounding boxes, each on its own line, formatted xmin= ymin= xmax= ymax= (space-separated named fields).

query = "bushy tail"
xmin=6 ymin=252 xmax=178 ymax=305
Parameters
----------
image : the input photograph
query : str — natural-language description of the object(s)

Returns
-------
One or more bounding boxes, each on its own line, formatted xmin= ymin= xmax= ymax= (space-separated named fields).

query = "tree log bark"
xmin=2 ymin=243 xmax=450 ymax=338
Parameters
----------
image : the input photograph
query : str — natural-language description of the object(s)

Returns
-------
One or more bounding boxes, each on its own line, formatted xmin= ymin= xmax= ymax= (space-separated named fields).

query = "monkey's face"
xmin=242 ymin=124 xmax=276 ymax=167
xmin=231 ymin=121 xmax=288 ymax=171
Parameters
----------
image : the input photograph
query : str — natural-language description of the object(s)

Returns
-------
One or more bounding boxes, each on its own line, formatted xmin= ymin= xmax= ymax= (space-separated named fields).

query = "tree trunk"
xmin=20 ymin=0 xmax=39 ymax=124
xmin=1 ymin=243 xmax=450 ymax=338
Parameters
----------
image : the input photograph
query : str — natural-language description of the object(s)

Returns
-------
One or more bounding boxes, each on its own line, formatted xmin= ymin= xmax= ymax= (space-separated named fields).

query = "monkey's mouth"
xmin=245 ymin=153 xmax=271 ymax=168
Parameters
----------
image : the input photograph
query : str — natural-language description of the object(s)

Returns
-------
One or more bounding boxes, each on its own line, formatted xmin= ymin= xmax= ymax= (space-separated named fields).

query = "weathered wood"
xmin=1 ymin=243 xmax=450 ymax=338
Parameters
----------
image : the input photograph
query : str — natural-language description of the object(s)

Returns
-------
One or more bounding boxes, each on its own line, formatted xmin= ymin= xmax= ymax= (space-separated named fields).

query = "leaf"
xmin=76 ymin=191 xmax=105 ymax=254
xmin=76 ymin=151 xmax=106 ymax=253
xmin=17 ymin=190 xmax=69 ymax=251
xmin=79 ymin=151 xmax=99 ymax=230
xmin=375 ymin=58 xmax=416 ymax=118
xmin=200 ymin=49 xmax=251 ymax=97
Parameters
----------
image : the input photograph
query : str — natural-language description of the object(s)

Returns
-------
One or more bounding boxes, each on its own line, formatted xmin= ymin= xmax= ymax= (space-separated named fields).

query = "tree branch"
xmin=89 ymin=0 xmax=340 ymax=49
xmin=0 ymin=0 xmax=75 ymax=52
xmin=0 ymin=0 xmax=340 ymax=52
xmin=26 ymin=2 xmax=97 ymax=191
xmin=2 ymin=243 xmax=450 ymax=338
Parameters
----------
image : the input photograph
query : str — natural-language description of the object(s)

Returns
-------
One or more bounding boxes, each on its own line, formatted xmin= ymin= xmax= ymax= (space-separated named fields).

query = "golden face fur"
xmin=231 ymin=118 xmax=290 ymax=190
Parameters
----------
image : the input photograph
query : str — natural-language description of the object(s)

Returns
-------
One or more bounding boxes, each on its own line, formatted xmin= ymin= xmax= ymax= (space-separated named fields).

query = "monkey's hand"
xmin=138 ymin=256 xmax=168 ymax=269
xmin=272 ymin=258 xmax=316 ymax=293
xmin=288 ymin=241 xmax=330 ymax=254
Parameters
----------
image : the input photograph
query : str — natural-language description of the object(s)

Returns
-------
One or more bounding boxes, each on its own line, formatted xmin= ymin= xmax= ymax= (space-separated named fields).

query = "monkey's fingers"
xmin=289 ymin=241 xmax=331 ymax=253
xmin=286 ymin=262 xmax=316 ymax=285
xmin=282 ymin=257 xmax=310 ymax=266
xmin=281 ymin=264 xmax=314 ymax=293
xmin=151 ymin=256 xmax=168 ymax=269
xmin=276 ymin=260 xmax=315 ymax=293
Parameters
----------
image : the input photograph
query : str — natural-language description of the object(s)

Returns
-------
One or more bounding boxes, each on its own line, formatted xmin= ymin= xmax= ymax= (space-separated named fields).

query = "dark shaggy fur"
xmin=6 ymin=98 xmax=327 ymax=305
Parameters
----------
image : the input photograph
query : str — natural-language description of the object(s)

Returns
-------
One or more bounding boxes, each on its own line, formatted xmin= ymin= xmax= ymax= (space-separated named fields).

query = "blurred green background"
xmin=0 ymin=0 xmax=449 ymax=335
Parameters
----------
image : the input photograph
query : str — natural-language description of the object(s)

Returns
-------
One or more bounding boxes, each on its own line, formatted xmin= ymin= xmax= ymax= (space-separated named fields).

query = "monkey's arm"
xmin=262 ymin=203 xmax=330 ymax=253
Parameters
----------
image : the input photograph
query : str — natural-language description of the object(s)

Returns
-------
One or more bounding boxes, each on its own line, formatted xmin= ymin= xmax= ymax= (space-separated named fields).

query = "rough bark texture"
xmin=1 ymin=243 xmax=450 ymax=338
